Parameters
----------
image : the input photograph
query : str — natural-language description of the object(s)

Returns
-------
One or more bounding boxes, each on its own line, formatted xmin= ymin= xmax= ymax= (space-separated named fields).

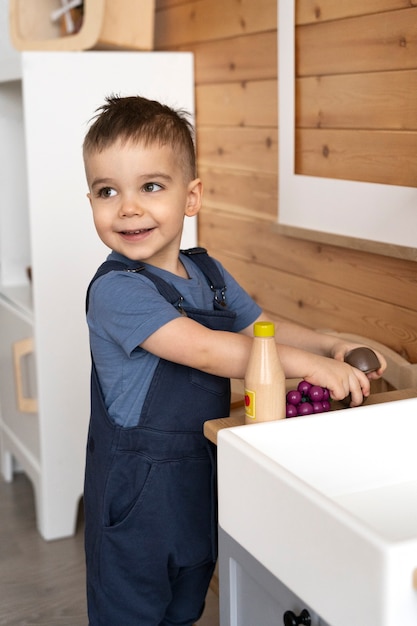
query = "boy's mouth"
xmin=121 ymin=228 xmax=153 ymax=235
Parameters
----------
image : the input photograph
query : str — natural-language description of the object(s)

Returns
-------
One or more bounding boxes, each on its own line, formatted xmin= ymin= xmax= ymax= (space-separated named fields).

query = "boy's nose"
xmin=119 ymin=198 xmax=144 ymax=217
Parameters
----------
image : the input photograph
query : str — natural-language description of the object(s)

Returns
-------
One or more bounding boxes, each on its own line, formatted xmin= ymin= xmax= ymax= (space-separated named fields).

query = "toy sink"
xmin=218 ymin=397 xmax=417 ymax=626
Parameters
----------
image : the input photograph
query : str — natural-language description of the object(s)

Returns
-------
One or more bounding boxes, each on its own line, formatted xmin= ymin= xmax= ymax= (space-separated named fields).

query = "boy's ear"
xmin=185 ymin=178 xmax=203 ymax=217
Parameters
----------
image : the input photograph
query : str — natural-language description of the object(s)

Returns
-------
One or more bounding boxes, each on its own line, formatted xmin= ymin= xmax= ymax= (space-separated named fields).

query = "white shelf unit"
xmin=9 ymin=0 xmax=155 ymax=52
xmin=0 ymin=49 xmax=195 ymax=540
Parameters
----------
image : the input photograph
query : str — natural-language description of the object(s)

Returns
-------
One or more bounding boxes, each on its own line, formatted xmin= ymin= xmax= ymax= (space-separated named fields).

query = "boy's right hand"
xmin=300 ymin=353 xmax=371 ymax=407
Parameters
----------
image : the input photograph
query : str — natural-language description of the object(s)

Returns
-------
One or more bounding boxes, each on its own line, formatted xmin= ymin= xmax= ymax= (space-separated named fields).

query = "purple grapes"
xmin=286 ymin=382 xmax=331 ymax=418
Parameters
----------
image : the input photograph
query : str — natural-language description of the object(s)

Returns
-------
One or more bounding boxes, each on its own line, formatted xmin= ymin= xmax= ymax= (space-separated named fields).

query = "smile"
xmin=121 ymin=228 xmax=153 ymax=235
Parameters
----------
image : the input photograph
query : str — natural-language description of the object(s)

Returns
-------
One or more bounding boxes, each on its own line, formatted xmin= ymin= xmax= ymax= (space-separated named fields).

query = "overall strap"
xmin=181 ymin=247 xmax=227 ymax=307
xmin=86 ymin=247 xmax=227 ymax=313
xmin=86 ymin=261 xmax=134 ymax=313
xmin=86 ymin=260 xmax=184 ymax=313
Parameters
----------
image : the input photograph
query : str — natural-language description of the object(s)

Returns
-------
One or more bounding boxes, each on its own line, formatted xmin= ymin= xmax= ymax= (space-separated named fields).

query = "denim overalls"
xmin=84 ymin=248 xmax=236 ymax=625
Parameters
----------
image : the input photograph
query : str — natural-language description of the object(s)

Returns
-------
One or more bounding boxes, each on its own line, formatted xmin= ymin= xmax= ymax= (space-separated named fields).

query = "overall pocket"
xmin=102 ymin=454 xmax=215 ymax=568
xmin=103 ymin=450 xmax=154 ymax=527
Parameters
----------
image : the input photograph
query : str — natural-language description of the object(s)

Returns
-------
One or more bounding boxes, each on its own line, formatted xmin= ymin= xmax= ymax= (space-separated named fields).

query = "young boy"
xmin=82 ymin=95 xmax=386 ymax=625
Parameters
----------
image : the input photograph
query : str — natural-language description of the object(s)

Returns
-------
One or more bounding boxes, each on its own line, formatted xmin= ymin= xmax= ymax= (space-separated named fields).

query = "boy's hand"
xmin=328 ymin=339 xmax=387 ymax=381
xmin=303 ymin=354 xmax=371 ymax=407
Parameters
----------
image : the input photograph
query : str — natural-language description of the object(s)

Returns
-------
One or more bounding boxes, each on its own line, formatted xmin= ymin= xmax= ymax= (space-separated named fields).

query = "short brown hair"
xmin=83 ymin=94 xmax=196 ymax=181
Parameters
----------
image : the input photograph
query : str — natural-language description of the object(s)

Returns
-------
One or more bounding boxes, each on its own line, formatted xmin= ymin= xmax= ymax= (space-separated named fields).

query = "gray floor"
xmin=0 ymin=472 xmax=219 ymax=625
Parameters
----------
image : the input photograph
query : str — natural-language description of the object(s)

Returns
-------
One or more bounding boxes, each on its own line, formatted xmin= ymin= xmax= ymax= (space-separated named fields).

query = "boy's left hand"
xmin=330 ymin=340 xmax=387 ymax=380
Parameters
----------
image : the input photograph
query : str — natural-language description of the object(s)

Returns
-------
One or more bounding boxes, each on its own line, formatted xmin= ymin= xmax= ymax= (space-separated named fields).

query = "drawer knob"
xmin=283 ymin=608 xmax=311 ymax=626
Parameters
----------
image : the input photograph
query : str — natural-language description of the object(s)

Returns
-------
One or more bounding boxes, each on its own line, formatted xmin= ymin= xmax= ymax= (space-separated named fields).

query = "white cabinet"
xmin=0 ymin=296 xmax=38 ymax=480
xmin=0 ymin=49 xmax=195 ymax=540
xmin=0 ymin=0 xmax=20 ymax=80
xmin=219 ymin=529 xmax=331 ymax=626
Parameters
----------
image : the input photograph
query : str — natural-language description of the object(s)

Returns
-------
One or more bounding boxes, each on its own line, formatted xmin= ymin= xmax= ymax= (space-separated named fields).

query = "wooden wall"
xmin=296 ymin=1 xmax=417 ymax=187
xmin=154 ymin=0 xmax=417 ymax=365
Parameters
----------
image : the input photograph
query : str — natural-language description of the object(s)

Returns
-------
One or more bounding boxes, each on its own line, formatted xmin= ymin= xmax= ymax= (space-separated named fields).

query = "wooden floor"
xmin=0 ymin=472 xmax=220 ymax=625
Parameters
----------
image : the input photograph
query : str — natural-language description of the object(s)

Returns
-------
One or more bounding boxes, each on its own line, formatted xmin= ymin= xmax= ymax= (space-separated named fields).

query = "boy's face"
xmin=85 ymin=139 xmax=201 ymax=272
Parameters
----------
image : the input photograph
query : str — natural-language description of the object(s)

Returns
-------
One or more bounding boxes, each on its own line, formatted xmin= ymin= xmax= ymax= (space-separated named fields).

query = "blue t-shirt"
xmin=87 ymin=250 xmax=261 ymax=426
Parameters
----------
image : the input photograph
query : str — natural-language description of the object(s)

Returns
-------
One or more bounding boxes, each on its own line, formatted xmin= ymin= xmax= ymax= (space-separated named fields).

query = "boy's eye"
xmin=143 ymin=182 xmax=163 ymax=193
xmin=98 ymin=186 xmax=116 ymax=198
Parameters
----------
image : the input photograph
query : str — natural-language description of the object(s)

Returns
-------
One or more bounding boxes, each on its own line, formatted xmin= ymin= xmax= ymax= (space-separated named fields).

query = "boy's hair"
xmin=83 ymin=94 xmax=197 ymax=181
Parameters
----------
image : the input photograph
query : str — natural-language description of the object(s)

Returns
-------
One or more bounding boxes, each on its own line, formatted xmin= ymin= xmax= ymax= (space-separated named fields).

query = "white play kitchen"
xmin=206 ymin=392 xmax=417 ymax=626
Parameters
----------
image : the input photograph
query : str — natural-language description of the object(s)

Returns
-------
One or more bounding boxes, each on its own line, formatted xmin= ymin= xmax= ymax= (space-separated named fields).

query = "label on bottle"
xmin=244 ymin=388 xmax=255 ymax=420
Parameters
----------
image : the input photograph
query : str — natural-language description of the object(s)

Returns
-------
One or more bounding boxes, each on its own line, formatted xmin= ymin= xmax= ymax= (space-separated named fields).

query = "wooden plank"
xmin=159 ymin=31 xmax=277 ymax=84
xmin=197 ymin=126 xmax=277 ymax=174
xmin=198 ymin=211 xmax=417 ymax=313
xmin=198 ymin=166 xmax=277 ymax=220
xmin=297 ymin=8 xmax=417 ymax=76
xmin=154 ymin=0 xmax=277 ymax=47
xmin=277 ymin=224 xmax=417 ymax=264
xmin=296 ymin=0 xmax=413 ymax=25
xmin=295 ymin=128 xmax=417 ymax=187
xmin=196 ymin=80 xmax=277 ymax=127
xmin=297 ymin=70 xmax=417 ymax=130
xmin=208 ymin=253 xmax=417 ymax=363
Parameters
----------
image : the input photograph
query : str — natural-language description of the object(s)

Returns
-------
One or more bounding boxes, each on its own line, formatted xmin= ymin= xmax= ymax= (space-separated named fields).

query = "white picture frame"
xmin=277 ymin=0 xmax=417 ymax=261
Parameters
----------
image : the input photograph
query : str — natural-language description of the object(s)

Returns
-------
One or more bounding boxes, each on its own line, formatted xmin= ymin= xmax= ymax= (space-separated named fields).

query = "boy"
xmin=82 ymin=95 xmax=386 ymax=625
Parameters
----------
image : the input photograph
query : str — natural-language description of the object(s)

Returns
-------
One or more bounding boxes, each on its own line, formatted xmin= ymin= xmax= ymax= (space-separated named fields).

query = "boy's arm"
xmin=140 ymin=315 xmax=375 ymax=407
xmin=243 ymin=314 xmax=387 ymax=381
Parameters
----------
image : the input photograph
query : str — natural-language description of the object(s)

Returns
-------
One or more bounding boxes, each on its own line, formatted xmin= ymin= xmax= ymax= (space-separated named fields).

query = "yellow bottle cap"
xmin=253 ymin=321 xmax=275 ymax=337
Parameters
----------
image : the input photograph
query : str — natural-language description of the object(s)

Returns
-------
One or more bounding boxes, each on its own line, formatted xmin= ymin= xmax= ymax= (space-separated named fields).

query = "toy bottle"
xmin=244 ymin=321 xmax=286 ymax=424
